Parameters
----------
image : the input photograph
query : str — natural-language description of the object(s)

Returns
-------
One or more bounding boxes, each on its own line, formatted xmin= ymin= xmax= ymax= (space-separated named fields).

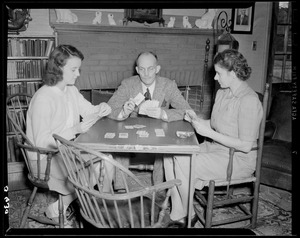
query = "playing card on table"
xmin=136 ymin=130 xmax=149 ymax=137
xmin=176 ymin=131 xmax=194 ymax=138
xmin=119 ymin=133 xmax=129 ymax=138
xmin=104 ymin=133 xmax=115 ymax=139
xmin=155 ymin=128 xmax=165 ymax=137
xmin=133 ymin=92 xmax=145 ymax=106
xmin=133 ymin=124 xmax=146 ymax=129
xmin=125 ymin=125 xmax=134 ymax=129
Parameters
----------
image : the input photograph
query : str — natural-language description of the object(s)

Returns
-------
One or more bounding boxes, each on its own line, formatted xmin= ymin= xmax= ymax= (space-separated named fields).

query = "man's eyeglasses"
xmin=137 ymin=66 xmax=156 ymax=74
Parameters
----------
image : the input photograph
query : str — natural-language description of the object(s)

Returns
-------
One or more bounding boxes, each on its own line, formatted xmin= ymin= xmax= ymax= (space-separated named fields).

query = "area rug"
xmin=5 ymin=188 xmax=292 ymax=236
xmin=5 ymin=171 xmax=292 ymax=236
xmin=193 ymin=195 xmax=292 ymax=236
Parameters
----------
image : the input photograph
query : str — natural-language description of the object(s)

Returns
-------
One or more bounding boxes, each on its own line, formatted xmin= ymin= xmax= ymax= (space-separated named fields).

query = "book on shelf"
xmin=7 ymin=82 xmax=41 ymax=97
xmin=45 ymin=40 xmax=54 ymax=57
xmin=10 ymin=38 xmax=18 ymax=57
xmin=7 ymin=39 xmax=12 ymax=57
xmin=19 ymin=39 xmax=25 ymax=57
xmin=8 ymin=38 xmax=55 ymax=57
xmin=7 ymin=59 xmax=47 ymax=79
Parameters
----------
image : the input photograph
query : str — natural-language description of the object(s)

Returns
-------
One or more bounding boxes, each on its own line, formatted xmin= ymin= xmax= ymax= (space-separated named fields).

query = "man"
xmin=236 ymin=8 xmax=249 ymax=25
xmin=108 ymin=51 xmax=191 ymax=121
xmin=108 ymin=51 xmax=192 ymax=189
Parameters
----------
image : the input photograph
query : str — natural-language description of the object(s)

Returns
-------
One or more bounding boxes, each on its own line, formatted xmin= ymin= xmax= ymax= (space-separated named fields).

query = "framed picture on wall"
xmin=231 ymin=3 xmax=255 ymax=34
xmin=123 ymin=9 xmax=165 ymax=26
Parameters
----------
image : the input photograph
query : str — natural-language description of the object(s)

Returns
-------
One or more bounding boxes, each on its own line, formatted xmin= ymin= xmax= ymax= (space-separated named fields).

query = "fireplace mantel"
xmin=50 ymin=23 xmax=216 ymax=36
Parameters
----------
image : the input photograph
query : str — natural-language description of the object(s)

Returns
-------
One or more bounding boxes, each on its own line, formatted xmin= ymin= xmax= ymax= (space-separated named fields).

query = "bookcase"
xmin=6 ymin=33 xmax=57 ymax=190
xmin=7 ymin=34 xmax=57 ymax=97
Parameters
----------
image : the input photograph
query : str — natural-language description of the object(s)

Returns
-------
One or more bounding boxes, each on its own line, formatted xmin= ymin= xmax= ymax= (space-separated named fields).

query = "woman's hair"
xmin=213 ymin=49 xmax=252 ymax=81
xmin=43 ymin=45 xmax=84 ymax=86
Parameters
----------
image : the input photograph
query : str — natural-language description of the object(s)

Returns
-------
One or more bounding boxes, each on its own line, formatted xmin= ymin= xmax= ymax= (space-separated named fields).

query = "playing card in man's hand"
xmin=139 ymin=100 xmax=159 ymax=115
xmin=133 ymin=93 xmax=145 ymax=106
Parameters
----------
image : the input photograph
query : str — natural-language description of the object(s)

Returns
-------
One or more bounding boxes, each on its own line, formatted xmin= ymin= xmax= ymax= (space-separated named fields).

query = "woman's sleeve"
xmin=74 ymin=87 xmax=100 ymax=117
xmin=238 ymin=95 xmax=263 ymax=141
xmin=29 ymin=96 xmax=57 ymax=149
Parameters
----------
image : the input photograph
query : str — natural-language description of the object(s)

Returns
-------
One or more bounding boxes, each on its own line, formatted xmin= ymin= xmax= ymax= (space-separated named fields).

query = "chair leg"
xmin=250 ymin=184 xmax=260 ymax=228
xmin=205 ymin=181 xmax=215 ymax=228
xmin=20 ymin=186 xmax=38 ymax=228
xmin=58 ymin=194 xmax=64 ymax=228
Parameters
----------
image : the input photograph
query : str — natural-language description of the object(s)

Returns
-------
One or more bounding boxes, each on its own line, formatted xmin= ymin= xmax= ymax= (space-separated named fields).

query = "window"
xmin=269 ymin=2 xmax=292 ymax=83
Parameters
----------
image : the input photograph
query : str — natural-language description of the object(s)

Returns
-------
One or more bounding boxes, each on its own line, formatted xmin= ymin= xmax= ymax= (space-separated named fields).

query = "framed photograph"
xmin=231 ymin=3 xmax=255 ymax=34
xmin=123 ymin=9 xmax=164 ymax=26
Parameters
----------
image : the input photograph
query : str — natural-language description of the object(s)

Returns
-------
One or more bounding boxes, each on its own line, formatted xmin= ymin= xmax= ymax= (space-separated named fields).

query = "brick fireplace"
xmin=51 ymin=23 xmax=216 ymax=118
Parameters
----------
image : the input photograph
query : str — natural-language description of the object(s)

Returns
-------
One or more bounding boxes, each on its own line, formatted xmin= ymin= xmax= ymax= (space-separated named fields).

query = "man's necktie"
xmin=144 ymin=88 xmax=151 ymax=101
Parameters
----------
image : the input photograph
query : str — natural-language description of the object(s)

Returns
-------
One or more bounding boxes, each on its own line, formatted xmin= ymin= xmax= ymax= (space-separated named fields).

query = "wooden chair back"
xmin=6 ymin=93 xmax=57 ymax=186
xmin=53 ymin=133 xmax=181 ymax=228
xmin=6 ymin=93 xmax=62 ymax=228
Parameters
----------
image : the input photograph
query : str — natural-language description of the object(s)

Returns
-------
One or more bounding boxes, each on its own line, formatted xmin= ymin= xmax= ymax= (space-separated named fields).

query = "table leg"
xmin=187 ymin=153 xmax=195 ymax=228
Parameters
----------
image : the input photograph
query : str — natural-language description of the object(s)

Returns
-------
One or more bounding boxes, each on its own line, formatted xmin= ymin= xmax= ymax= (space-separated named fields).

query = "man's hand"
xmin=98 ymin=102 xmax=112 ymax=117
xmin=123 ymin=98 xmax=135 ymax=116
xmin=145 ymin=107 xmax=163 ymax=119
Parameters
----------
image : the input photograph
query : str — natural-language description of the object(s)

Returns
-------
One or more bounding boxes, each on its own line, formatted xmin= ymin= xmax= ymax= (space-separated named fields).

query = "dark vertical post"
xmin=200 ymin=38 xmax=210 ymax=110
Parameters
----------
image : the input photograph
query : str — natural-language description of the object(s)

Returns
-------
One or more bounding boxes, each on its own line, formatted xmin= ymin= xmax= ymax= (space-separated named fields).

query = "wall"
xmin=51 ymin=23 xmax=214 ymax=118
xmin=19 ymin=5 xmax=272 ymax=94
xmin=232 ymin=2 xmax=272 ymax=92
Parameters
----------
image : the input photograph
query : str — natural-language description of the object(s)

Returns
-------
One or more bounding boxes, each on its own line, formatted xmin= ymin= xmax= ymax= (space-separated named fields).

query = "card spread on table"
xmin=133 ymin=93 xmax=145 ymax=106
xmin=124 ymin=124 xmax=146 ymax=129
xmin=155 ymin=128 xmax=165 ymax=137
xmin=119 ymin=133 xmax=129 ymax=138
xmin=176 ymin=131 xmax=194 ymax=138
xmin=104 ymin=133 xmax=115 ymax=139
xmin=136 ymin=130 xmax=149 ymax=137
xmin=133 ymin=124 xmax=146 ymax=129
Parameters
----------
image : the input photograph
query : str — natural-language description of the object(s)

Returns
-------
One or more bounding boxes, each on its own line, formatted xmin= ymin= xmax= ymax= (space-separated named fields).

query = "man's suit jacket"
xmin=236 ymin=14 xmax=249 ymax=25
xmin=107 ymin=75 xmax=192 ymax=122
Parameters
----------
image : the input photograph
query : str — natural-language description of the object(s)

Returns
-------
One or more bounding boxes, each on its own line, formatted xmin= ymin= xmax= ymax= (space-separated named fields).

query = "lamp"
xmin=216 ymin=11 xmax=239 ymax=52
xmin=217 ymin=31 xmax=239 ymax=52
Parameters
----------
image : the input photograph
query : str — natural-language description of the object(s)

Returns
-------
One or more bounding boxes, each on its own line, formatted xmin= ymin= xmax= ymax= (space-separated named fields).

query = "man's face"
xmin=136 ymin=54 xmax=161 ymax=86
xmin=241 ymin=9 xmax=246 ymax=16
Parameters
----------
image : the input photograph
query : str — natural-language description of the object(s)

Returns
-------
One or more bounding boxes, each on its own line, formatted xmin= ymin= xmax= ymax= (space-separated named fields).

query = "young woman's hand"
xmin=73 ymin=119 xmax=97 ymax=134
xmin=184 ymin=109 xmax=198 ymax=122
xmin=191 ymin=118 xmax=212 ymax=137
xmin=98 ymin=102 xmax=112 ymax=117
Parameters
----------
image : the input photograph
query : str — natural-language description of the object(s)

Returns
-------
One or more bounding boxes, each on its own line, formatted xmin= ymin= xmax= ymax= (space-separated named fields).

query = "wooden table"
xmin=76 ymin=117 xmax=200 ymax=228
